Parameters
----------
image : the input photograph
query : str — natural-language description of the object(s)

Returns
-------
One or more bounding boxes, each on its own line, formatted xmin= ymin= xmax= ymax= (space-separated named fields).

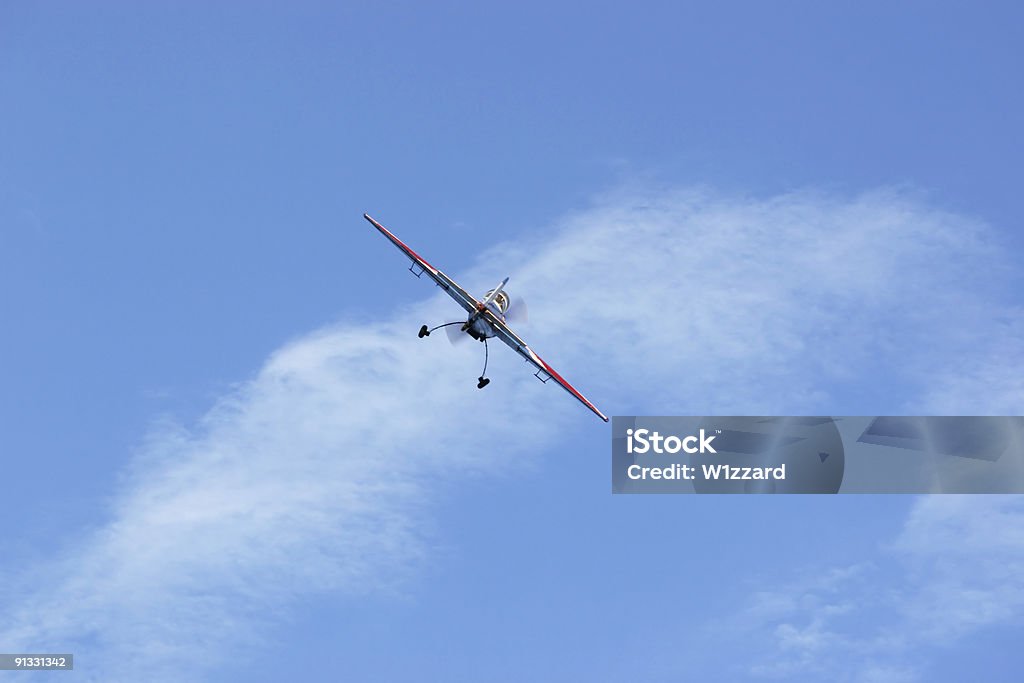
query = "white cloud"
xmin=482 ymin=186 xmax=1020 ymax=414
xmin=893 ymin=496 xmax=1024 ymax=640
xmin=920 ymin=314 xmax=1024 ymax=414
xmin=721 ymin=496 xmax=1024 ymax=681
xmin=2 ymin=186 xmax=1021 ymax=681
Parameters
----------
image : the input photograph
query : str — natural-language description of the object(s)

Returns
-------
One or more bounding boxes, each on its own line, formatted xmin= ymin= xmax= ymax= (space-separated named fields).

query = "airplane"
xmin=363 ymin=213 xmax=609 ymax=422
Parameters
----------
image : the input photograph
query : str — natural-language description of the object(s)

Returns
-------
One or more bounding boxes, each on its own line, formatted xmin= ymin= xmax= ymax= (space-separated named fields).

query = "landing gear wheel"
xmin=477 ymin=377 xmax=490 ymax=389
xmin=418 ymin=325 xmax=430 ymax=338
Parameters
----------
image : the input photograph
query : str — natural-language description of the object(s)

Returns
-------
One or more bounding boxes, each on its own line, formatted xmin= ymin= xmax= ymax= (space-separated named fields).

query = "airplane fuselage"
xmin=462 ymin=280 xmax=510 ymax=341
xmin=465 ymin=308 xmax=500 ymax=341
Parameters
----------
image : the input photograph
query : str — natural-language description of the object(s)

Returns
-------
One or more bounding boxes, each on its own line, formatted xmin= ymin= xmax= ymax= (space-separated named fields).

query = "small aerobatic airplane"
xmin=364 ymin=214 xmax=609 ymax=422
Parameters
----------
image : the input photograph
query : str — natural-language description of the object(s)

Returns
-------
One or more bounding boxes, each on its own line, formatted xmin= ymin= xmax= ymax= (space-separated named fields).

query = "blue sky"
xmin=2 ymin=3 xmax=1023 ymax=681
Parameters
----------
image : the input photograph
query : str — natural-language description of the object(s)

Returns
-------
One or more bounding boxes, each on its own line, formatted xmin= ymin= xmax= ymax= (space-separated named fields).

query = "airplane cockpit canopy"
xmin=485 ymin=289 xmax=510 ymax=314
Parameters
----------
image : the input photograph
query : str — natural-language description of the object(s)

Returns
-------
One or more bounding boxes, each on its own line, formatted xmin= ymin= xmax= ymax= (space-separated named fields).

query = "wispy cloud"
xmin=894 ymin=495 xmax=1024 ymax=640
xmin=714 ymin=495 xmax=1024 ymax=682
xmin=488 ymin=186 xmax=1021 ymax=414
xmin=2 ymin=186 xmax=1021 ymax=680
xmin=921 ymin=314 xmax=1024 ymax=414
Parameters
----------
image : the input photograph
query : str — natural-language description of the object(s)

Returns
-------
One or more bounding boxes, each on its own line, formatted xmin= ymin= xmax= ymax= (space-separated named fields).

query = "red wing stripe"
xmin=537 ymin=357 xmax=609 ymax=422
xmin=363 ymin=214 xmax=438 ymax=274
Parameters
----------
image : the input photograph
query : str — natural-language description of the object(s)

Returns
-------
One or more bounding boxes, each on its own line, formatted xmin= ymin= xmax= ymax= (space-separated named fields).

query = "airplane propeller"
xmin=506 ymin=297 xmax=528 ymax=324
xmin=445 ymin=322 xmax=472 ymax=345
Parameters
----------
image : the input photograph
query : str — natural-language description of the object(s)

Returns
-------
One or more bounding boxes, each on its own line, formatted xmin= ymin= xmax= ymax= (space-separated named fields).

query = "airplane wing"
xmin=489 ymin=316 xmax=610 ymax=422
xmin=363 ymin=213 xmax=480 ymax=315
